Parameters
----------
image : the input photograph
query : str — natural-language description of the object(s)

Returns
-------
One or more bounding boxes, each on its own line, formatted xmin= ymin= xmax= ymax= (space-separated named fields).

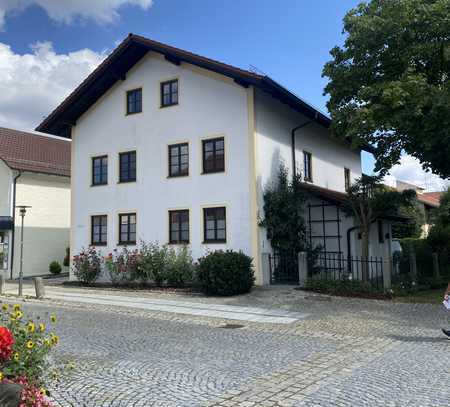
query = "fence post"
xmin=432 ymin=252 xmax=440 ymax=279
xmin=382 ymin=257 xmax=392 ymax=290
xmin=260 ymin=253 xmax=271 ymax=286
xmin=409 ymin=250 xmax=417 ymax=283
xmin=298 ymin=252 xmax=308 ymax=288
xmin=33 ymin=277 xmax=45 ymax=299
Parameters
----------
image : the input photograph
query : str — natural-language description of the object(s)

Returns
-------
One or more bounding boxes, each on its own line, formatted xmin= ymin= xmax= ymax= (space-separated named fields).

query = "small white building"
xmin=36 ymin=34 xmax=393 ymax=285
xmin=0 ymin=127 xmax=71 ymax=278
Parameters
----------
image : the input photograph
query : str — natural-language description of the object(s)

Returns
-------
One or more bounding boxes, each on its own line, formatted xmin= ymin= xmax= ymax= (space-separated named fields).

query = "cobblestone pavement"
xmin=5 ymin=286 xmax=450 ymax=406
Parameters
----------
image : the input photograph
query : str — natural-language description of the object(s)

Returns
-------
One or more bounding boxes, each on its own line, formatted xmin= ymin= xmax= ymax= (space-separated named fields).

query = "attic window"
xmin=126 ymin=88 xmax=142 ymax=115
xmin=161 ymin=79 xmax=178 ymax=107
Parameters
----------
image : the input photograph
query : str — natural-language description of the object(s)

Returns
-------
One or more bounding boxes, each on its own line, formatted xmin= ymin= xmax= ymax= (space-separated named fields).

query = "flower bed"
xmin=0 ymin=303 xmax=59 ymax=407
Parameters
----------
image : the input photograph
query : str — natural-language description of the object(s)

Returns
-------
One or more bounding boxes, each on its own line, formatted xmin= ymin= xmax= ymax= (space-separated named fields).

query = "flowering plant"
xmin=72 ymin=246 xmax=103 ymax=284
xmin=105 ymin=247 xmax=140 ymax=285
xmin=0 ymin=303 xmax=59 ymax=407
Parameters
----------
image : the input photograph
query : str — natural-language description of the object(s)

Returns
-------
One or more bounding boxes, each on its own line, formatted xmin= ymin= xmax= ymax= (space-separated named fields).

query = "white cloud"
xmin=0 ymin=41 xmax=105 ymax=131
xmin=0 ymin=0 xmax=153 ymax=29
xmin=385 ymin=155 xmax=450 ymax=192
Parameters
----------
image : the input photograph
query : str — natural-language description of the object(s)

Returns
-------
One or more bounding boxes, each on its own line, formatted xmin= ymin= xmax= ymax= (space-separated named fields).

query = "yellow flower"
xmin=26 ymin=340 xmax=34 ymax=349
xmin=13 ymin=304 xmax=21 ymax=312
xmin=27 ymin=322 xmax=36 ymax=333
xmin=50 ymin=334 xmax=59 ymax=345
xmin=40 ymin=388 xmax=47 ymax=396
xmin=14 ymin=310 xmax=23 ymax=319
xmin=13 ymin=352 xmax=19 ymax=361
xmin=39 ymin=323 xmax=46 ymax=332
xmin=0 ymin=372 xmax=3 ymax=380
xmin=2 ymin=304 xmax=9 ymax=311
xmin=50 ymin=314 xmax=57 ymax=323
xmin=44 ymin=338 xmax=51 ymax=347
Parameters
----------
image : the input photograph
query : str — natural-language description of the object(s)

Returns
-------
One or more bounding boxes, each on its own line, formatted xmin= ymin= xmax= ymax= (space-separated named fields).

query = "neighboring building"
xmin=0 ymin=127 xmax=70 ymax=278
xmin=36 ymin=34 xmax=393 ymax=285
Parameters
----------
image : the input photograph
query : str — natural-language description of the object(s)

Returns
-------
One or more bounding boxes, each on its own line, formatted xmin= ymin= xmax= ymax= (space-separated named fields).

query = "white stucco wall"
xmin=0 ymin=160 xmax=12 ymax=217
xmin=71 ymin=52 xmax=252 ymax=278
xmin=13 ymin=173 xmax=70 ymax=277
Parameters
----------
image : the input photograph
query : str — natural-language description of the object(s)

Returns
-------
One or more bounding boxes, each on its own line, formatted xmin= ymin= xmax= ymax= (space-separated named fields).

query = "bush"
xmin=304 ymin=278 xmax=380 ymax=296
xmin=165 ymin=246 xmax=194 ymax=287
xmin=105 ymin=247 xmax=140 ymax=286
xmin=72 ymin=247 xmax=103 ymax=284
xmin=196 ymin=250 xmax=254 ymax=296
xmin=63 ymin=247 xmax=70 ymax=267
xmin=138 ymin=242 xmax=169 ymax=285
xmin=49 ymin=261 xmax=62 ymax=275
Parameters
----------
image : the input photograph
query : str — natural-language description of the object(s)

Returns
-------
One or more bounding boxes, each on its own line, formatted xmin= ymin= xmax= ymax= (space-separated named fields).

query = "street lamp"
xmin=16 ymin=205 xmax=31 ymax=297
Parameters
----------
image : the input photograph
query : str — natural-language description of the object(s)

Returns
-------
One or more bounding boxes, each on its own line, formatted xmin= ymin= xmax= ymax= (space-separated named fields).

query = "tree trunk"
xmin=361 ymin=226 xmax=370 ymax=282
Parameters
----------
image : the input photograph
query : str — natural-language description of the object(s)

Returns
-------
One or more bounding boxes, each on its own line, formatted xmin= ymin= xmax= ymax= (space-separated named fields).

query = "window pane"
xmin=181 ymin=230 xmax=189 ymax=241
xmin=170 ymin=231 xmax=178 ymax=242
xmin=130 ymin=215 xmax=136 ymax=224
xmin=172 ymin=81 xmax=178 ymax=92
xmin=180 ymin=145 xmax=188 ymax=155
xmin=216 ymin=139 xmax=224 ymax=151
xmin=172 ymin=93 xmax=178 ymax=104
xmin=217 ymin=229 xmax=226 ymax=240
xmin=206 ymin=229 xmax=215 ymax=240
xmin=204 ymin=142 xmax=213 ymax=152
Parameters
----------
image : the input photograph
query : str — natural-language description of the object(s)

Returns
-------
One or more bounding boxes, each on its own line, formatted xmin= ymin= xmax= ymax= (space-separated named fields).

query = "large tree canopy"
xmin=323 ymin=0 xmax=450 ymax=177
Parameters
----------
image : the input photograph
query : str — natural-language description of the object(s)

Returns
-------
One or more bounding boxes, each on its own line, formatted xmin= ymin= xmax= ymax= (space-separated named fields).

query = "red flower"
xmin=0 ymin=326 xmax=14 ymax=361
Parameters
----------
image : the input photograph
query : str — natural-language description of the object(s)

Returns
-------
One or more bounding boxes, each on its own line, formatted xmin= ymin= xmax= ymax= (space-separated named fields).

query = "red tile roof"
xmin=417 ymin=192 xmax=442 ymax=208
xmin=0 ymin=127 xmax=70 ymax=177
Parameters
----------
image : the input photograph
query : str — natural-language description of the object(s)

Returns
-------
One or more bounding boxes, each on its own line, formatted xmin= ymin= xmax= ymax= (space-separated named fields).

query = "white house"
xmin=36 ymin=34 xmax=393 ymax=285
xmin=0 ymin=127 xmax=71 ymax=278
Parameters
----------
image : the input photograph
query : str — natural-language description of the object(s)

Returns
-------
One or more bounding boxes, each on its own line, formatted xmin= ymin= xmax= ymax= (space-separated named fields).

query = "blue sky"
xmin=0 ymin=0 xmax=445 ymax=188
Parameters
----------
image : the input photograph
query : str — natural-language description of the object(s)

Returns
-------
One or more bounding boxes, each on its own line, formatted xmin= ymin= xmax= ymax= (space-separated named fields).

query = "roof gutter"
xmin=10 ymin=170 xmax=21 ymax=279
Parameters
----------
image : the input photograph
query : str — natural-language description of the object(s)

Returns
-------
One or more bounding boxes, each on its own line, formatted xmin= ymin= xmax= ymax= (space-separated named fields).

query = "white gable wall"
xmin=71 ymin=52 xmax=252 ymax=278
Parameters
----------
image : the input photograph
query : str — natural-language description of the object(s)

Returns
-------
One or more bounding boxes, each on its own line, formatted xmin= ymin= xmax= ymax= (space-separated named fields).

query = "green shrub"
xmin=165 ymin=246 xmax=194 ymax=287
xmin=196 ymin=250 xmax=254 ymax=296
xmin=304 ymin=278 xmax=379 ymax=296
xmin=138 ymin=242 xmax=169 ymax=285
xmin=63 ymin=247 xmax=70 ymax=267
xmin=105 ymin=247 xmax=140 ymax=286
xmin=49 ymin=260 xmax=62 ymax=275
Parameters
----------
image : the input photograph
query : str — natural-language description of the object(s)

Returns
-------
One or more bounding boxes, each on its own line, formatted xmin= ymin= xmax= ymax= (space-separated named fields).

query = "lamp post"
xmin=16 ymin=205 xmax=31 ymax=297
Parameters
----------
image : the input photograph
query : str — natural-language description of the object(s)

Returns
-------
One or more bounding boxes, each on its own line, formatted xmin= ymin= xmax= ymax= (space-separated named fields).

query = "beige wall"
xmin=13 ymin=173 xmax=70 ymax=277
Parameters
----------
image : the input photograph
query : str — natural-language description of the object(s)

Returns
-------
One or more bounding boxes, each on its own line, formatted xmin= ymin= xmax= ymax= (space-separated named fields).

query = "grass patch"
xmin=394 ymin=288 xmax=445 ymax=304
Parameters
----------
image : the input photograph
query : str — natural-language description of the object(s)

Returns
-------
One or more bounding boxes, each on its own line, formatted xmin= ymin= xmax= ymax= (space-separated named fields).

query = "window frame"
xmin=126 ymin=88 xmax=142 ymax=115
xmin=303 ymin=151 xmax=312 ymax=182
xmin=202 ymin=137 xmax=225 ymax=174
xmin=118 ymin=213 xmax=137 ymax=245
xmin=91 ymin=155 xmax=108 ymax=186
xmin=119 ymin=151 xmax=137 ymax=183
xmin=168 ymin=143 xmax=189 ymax=177
xmin=168 ymin=209 xmax=190 ymax=244
xmin=203 ymin=207 xmax=226 ymax=244
xmin=160 ymin=79 xmax=179 ymax=108
xmin=344 ymin=167 xmax=351 ymax=192
xmin=91 ymin=215 xmax=108 ymax=246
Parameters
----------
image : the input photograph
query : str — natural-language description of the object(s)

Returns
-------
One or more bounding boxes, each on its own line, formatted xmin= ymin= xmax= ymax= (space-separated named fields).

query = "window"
xmin=203 ymin=207 xmax=226 ymax=243
xmin=344 ymin=168 xmax=351 ymax=192
xmin=378 ymin=220 xmax=384 ymax=243
xmin=168 ymin=143 xmax=189 ymax=177
xmin=202 ymin=137 xmax=225 ymax=174
xmin=303 ymin=151 xmax=312 ymax=182
xmin=91 ymin=215 xmax=107 ymax=246
xmin=161 ymin=79 xmax=178 ymax=107
xmin=92 ymin=156 xmax=108 ymax=186
xmin=169 ymin=210 xmax=189 ymax=244
xmin=119 ymin=213 xmax=136 ymax=245
xmin=126 ymin=88 xmax=142 ymax=115
xmin=119 ymin=151 xmax=136 ymax=183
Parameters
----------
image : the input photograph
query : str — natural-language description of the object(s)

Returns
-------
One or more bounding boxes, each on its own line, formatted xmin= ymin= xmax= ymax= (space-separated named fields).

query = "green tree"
xmin=427 ymin=188 xmax=450 ymax=252
xmin=323 ymin=0 xmax=450 ymax=177
xmin=344 ymin=175 xmax=416 ymax=280
xmin=259 ymin=164 xmax=308 ymax=255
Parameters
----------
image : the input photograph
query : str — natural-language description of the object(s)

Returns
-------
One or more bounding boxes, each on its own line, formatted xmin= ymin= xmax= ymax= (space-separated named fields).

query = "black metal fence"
xmin=311 ymin=251 xmax=384 ymax=291
xmin=269 ymin=253 xmax=298 ymax=285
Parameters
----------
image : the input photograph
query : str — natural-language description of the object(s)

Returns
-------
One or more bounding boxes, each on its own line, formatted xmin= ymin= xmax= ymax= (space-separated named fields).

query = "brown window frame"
xmin=91 ymin=215 xmax=107 ymax=246
xmin=202 ymin=137 xmax=225 ymax=174
xmin=92 ymin=155 xmax=108 ymax=186
xmin=118 ymin=213 xmax=137 ymax=245
xmin=168 ymin=143 xmax=189 ymax=177
xmin=303 ymin=151 xmax=312 ymax=182
xmin=126 ymin=88 xmax=142 ymax=115
xmin=344 ymin=168 xmax=351 ymax=192
xmin=169 ymin=210 xmax=190 ymax=244
xmin=160 ymin=79 xmax=178 ymax=108
xmin=119 ymin=151 xmax=136 ymax=183
xmin=203 ymin=207 xmax=226 ymax=243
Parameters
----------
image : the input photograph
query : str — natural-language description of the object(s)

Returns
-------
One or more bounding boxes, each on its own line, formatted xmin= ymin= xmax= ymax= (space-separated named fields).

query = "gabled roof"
xmin=36 ymin=34 xmax=333 ymax=138
xmin=0 ymin=127 xmax=70 ymax=177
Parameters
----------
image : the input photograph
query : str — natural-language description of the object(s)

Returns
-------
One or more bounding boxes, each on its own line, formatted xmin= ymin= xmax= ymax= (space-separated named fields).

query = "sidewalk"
xmin=2 ymin=282 xmax=307 ymax=324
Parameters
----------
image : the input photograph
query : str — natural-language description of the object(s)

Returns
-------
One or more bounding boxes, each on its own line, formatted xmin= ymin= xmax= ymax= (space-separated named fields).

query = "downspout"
xmin=10 ymin=171 xmax=22 ymax=279
xmin=291 ymin=112 xmax=318 ymax=179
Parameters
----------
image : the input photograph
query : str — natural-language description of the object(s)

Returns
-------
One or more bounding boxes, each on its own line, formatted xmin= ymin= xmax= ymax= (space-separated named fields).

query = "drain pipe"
xmin=10 ymin=171 xmax=22 ymax=279
xmin=291 ymin=112 xmax=318 ymax=179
